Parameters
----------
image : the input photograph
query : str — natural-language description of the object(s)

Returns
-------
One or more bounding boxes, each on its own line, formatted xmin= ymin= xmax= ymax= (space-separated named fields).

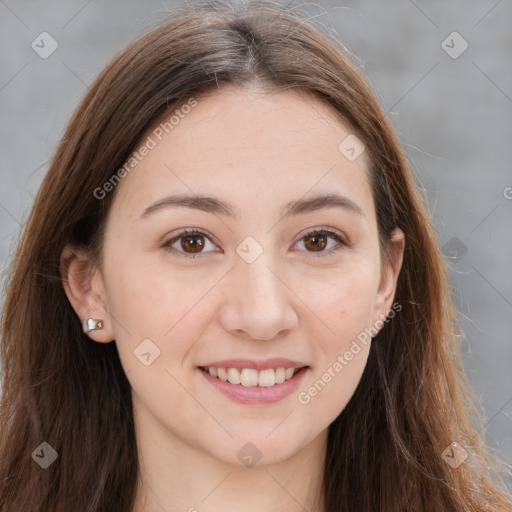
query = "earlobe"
xmin=373 ymin=227 xmax=405 ymax=327
xmin=60 ymin=243 xmax=115 ymax=343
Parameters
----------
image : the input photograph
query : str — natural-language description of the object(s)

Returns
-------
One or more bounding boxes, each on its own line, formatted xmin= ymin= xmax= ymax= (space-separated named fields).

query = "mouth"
xmin=197 ymin=363 xmax=310 ymax=404
xmin=198 ymin=365 xmax=307 ymax=388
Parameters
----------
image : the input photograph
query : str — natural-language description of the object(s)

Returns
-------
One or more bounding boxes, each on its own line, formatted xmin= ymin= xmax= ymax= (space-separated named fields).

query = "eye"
xmin=162 ymin=229 xmax=219 ymax=259
xmin=292 ymin=228 xmax=348 ymax=257
xmin=162 ymin=227 xmax=348 ymax=260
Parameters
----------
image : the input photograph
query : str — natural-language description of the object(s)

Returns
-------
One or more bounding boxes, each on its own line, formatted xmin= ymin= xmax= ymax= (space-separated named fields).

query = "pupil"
xmin=182 ymin=235 xmax=204 ymax=253
xmin=306 ymin=234 xmax=326 ymax=251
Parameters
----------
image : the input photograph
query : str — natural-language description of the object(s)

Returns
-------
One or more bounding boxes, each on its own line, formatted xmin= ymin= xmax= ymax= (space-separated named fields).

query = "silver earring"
xmin=85 ymin=318 xmax=103 ymax=332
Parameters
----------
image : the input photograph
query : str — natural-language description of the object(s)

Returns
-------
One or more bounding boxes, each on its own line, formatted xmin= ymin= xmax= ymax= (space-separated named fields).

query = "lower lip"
xmin=198 ymin=367 xmax=309 ymax=405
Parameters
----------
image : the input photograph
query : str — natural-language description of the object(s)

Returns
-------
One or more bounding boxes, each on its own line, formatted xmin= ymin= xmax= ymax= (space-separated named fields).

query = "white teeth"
xmin=240 ymin=368 xmax=259 ymax=386
xmin=258 ymin=369 xmax=276 ymax=387
xmin=204 ymin=366 xmax=302 ymax=387
xmin=275 ymin=367 xmax=285 ymax=384
xmin=227 ymin=368 xmax=241 ymax=384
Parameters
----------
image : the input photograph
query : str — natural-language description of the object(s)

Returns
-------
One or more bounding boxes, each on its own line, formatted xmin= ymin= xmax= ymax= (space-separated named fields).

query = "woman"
xmin=1 ymin=1 xmax=510 ymax=511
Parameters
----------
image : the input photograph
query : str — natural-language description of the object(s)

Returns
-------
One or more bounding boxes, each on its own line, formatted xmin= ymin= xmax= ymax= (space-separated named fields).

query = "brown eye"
xmin=303 ymin=233 xmax=328 ymax=252
xmin=294 ymin=229 xmax=347 ymax=257
xmin=163 ymin=229 xmax=218 ymax=259
xmin=180 ymin=234 xmax=205 ymax=253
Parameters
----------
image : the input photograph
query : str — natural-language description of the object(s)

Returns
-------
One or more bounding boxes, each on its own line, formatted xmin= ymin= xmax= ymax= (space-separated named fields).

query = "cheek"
xmin=101 ymin=254 xmax=211 ymax=376
xmin=297 ymin=304 xmax=372 ymax=426
xmin=304 ymin=341 xmax=371 ymax=425
xmin=104 ymin=251 xmax=214 ymax=336
xmin=295 ymin=267 xmax=376 ymax=418
xmin=306 ymin=265 xmax=379 ymax=344
xmin=103 ymin=259 xmax=211 ymax=425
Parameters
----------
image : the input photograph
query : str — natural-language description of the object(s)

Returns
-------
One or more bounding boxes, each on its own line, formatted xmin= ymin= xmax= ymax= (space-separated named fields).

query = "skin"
xmin=61 ymin=86 xmax=404 ymax=512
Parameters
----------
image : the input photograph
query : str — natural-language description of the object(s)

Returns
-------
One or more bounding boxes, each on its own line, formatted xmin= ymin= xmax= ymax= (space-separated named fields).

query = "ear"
xmin=60 ymin=243 xmax=115 ymax=343
xmin=371 ymin=227 xmax=405 ymax=329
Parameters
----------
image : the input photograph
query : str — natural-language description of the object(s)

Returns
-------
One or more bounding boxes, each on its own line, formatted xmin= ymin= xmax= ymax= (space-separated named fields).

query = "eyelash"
xmin=162 ymin=227 xmax=348 ymax=260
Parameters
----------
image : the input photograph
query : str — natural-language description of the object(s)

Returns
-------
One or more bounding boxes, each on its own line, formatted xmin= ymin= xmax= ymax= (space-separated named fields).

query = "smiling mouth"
xmin=198 ymin=365 xmax=306 ymax=388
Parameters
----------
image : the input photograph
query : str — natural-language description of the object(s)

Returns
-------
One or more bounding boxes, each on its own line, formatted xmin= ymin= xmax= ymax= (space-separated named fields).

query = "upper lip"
xmin=199 ymin=358 xmax=308 ymax=371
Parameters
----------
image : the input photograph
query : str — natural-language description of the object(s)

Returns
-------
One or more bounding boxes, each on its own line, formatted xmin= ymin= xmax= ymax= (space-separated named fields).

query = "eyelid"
xmin=163 ymin=227 xmax=215 ymax=244
xmin=294 ymin=225 xmax=349 ymax=245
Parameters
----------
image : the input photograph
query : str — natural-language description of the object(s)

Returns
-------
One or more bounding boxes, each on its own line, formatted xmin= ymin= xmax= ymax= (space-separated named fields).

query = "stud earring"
xmin=84 ymin=318 xmax=103 ymax=332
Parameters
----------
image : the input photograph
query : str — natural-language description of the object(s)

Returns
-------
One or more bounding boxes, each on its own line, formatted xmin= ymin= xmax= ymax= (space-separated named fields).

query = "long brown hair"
xmin=1 ymin=1 xmax=510 ymax=510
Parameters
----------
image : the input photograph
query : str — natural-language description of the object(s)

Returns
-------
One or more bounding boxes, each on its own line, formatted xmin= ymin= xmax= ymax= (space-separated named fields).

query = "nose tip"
xmin=225 ymin=295 xmax=296 ymax=342
xmin=230 ymin=315 xmax=291 ymax=342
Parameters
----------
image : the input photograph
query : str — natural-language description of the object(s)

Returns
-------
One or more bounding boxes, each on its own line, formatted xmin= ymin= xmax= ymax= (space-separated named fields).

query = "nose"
xmin=218 ymin=251 xmax=298 ymax=341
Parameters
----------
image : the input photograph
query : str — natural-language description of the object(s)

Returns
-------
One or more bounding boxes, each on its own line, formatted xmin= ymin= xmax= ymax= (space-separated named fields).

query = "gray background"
xmin=1 ymin=0 xmax=511 ymax=484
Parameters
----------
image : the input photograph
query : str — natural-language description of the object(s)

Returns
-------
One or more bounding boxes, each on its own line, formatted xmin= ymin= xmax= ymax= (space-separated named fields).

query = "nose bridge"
xmin=242 ymin=252 xmax=279 ymax=303
xmin=237 ymin=243 xmax=284 ymax=311
xmin=220 ymin=238 xmax=298 ymax=340
xmin=235 ymin=234 xmax=279 ymax=295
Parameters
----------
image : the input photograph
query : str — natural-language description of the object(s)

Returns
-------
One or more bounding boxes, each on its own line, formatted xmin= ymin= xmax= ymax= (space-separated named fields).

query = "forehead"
xmin=109 ymin=86 xmax=373 ymax=222
xmin=164 ymin=86 xmax=363 ymax=154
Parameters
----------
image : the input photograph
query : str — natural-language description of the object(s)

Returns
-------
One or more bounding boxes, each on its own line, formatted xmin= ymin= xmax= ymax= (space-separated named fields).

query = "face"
xmin=64 ymin=87 xmax=404 ymax=468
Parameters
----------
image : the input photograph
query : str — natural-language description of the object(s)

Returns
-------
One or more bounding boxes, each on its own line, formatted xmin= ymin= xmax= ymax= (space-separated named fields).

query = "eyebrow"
xmin=139 ymin=193 xmax=365 ymax=220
